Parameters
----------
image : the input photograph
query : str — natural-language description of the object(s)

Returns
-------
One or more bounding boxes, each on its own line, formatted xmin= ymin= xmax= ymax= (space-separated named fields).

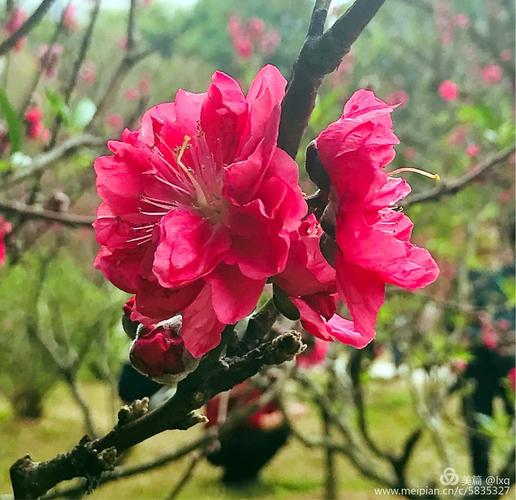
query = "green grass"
xmin=0 ymin=380 xmax=513 ymax=499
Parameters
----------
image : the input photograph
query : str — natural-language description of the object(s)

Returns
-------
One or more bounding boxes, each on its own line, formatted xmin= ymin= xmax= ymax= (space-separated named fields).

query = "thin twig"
xmin=0 ymin=134 xmax=104 ymax=190
xmin=403 ymin=146 xmax=515 ymax=207
xmin=0 ymin=200 xmax=94 ymax=227
xmin=0 ymin=0 xmax=57 ymax=56
xmin=278 ymin=0 xmax=386 ymax=158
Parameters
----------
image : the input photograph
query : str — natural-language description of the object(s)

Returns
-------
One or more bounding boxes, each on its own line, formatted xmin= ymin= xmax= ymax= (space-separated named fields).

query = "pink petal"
xmin=207 ymin=264 xmax=265 ymax=324
xmin=335 ymin=255 xmax=385 ymax=344
xmin=201 ymin=71 xmax=248 ymax=164
xmin=181 ymin=285 xmax=225 ymax=358
xmin=153 ymin=209 xmax=230 ymax=288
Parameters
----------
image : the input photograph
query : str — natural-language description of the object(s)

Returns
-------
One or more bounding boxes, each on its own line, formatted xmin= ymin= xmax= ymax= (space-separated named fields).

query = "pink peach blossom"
xmin=94 ymin=66 xmax=306 ymax=358
xmin=314 ymin=90 xmax=439 ymax=348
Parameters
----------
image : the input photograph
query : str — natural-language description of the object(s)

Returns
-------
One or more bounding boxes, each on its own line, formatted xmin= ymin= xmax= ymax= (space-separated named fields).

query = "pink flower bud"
xmin=130 ymin=317 xmax=200 ymax=384
xmin=125 ymin=88 xmax=141 ymax=101
xmin=438 ymin=80 xmax=459 ymax=101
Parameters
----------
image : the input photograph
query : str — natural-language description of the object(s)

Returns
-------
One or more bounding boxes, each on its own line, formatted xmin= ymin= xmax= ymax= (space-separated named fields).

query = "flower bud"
xmin=130 ymin=316 xmax=199 ymax=385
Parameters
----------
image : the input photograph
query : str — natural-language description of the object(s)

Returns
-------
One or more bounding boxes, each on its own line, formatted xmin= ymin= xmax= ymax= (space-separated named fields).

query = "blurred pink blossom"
xmin=80 ymin=60 xmax=96 ymax=83
xmin=500 ymin=50 xmax=511 ymax=62
xmin=106 ymin=113 xmax=123 ymax=130
xmin=125 ymin=88 xmax=140 ymax=101
xmin=482 ymin=64 xmax=502 ymax=84
xmin=258 ymin=28 xmax=281 ymax=56
xmin=466 ymin=144 xmax=480 ymax=157
xmin=438 ymin=80 xmax=459 ymax=101
xmin=386 ymin=90 xmax=409 ymax=108
xmin=452 ymin=13 xmax=470 ymax=29
xmin=3 ymin=7 xmax=27 ymax=52
xmin=63 ymin=3 xmax=78 ymax=32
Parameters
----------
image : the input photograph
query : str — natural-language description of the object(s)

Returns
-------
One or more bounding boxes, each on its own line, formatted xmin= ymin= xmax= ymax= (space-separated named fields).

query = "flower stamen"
xmin=389 ymin=167 xmax=441 ymax=182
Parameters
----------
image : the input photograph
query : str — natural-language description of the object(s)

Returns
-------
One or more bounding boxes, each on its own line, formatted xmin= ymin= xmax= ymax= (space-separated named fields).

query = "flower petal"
xmin=207 ymin=264 xmax=265 ymax=324
xmin=153 ymin=209 xmax=230 ymax=288
xmin=180 ymin=284 xmax=224 ymax=358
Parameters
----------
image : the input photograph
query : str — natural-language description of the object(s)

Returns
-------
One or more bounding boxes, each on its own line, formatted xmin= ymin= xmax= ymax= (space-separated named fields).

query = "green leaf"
xmin=45 ymin=89 xmax=70 ymax=126
xmin=70 ymin=98 xmax=96 ymax=131
xmin=0 ymin=88 xmax=23 ymax=153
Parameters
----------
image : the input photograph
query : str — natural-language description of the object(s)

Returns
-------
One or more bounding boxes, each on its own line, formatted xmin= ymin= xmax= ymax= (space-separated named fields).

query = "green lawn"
xmin=0 ymin=380 xmax=512 ymax=499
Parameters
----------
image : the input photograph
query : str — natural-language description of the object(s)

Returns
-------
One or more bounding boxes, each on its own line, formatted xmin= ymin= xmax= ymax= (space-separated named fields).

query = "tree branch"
xmin=0 ymin=200 xmax=94 ymax=227
xmin=10 ymin=330 xmax=303 ymax=498
xmin=0 ymin=0 xmax=57 ymax=56
xmin=0 ymin=134 xmax=104 ymax=190
xmin=278 ymin=0 xmax=386 ymax=158
xmin=403 ymin=146 xmax=515 ymax=207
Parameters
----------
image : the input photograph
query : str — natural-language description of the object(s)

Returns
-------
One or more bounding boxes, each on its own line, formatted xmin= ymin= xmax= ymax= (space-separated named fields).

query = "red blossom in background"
xmin=94 ymin=65 xmax=306 ymax=359
xmin=0 ymin=217 xmax=11 ymax=266
xmin=508 ymin=368 xmax=516 ymax=392
xmin=482 ymin=64 xmax=502 ymax=84
xmin=227 ymin=14 xmax=281 ymax=60
xmin=24 ymin=106 xmax=50 ymax=142
xmin=314 ymin=90 xmax=439 ymax=348
xmin=105 ymin=113 xmax=124 ymax=130
xmin=438 ymin=80 xmax=459 ymax=101
xmin=452 ymin=13 xmax=470 ymax=29
xmin=63 ymin=3 xmax=78 ymax=32
xmin=466 ymin=143 xmax=480 ymax=158
xmin=500 ymin=49 xmax=511 ymax=62
xmin=80 ymin=60 xmax=96 ymax=84
xmin=124 ymin=88 xmax=140 ymax=101
xmin=4 ymin=7 xmax=27 ymax=52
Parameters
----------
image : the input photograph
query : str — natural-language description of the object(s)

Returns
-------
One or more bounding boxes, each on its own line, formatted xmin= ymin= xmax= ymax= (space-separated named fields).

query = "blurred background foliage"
xmin=0 ymin=0 xmax=513 ymax=498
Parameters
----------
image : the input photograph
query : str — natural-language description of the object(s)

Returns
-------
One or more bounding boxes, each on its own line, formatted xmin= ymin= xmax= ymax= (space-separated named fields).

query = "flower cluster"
xmin=227 ymin=15 xmax=280 ymax=60
xmin=94 ymin=66 xmax=439 ymax=380
xmin=24 ymin=106 xmax=50 ymax=142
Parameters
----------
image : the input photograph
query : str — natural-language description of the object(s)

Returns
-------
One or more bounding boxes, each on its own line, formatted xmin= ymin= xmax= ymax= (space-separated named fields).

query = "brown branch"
xmin=0 ymin=0 xmax=57 ymax=56
xmin=126 ymin=0 xmax=137 ymax=53
xmin=45 ymin=374 xmax=288 ymax=498
xmin=10 ymin=330 xmax=303 ymax=498
xmin=0 ymin=200 xmax=94 ymax=227
xmin=403 ymin=146 xmax=515 ymax=207
xmin=278 ymin=0 xmax=386 ymax=158
xmin=0 ymin=134 xmax=104 ymax=190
